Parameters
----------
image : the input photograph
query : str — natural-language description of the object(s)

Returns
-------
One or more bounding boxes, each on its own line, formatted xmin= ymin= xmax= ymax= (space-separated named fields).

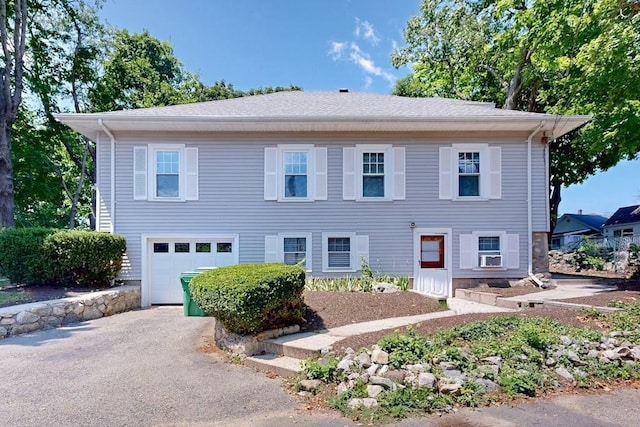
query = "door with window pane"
xmin=414 ymin=232 xmax=449 ymax=298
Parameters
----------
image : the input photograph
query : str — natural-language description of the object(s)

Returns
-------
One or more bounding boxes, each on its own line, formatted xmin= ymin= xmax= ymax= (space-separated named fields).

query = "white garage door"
xmin=148 ymin=237 xmax=237 ymax=304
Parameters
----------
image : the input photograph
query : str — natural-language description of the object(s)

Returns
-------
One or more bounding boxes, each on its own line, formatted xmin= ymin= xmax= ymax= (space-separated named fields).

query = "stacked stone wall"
xmin=0 ymin=285 xmax=140 ymax=339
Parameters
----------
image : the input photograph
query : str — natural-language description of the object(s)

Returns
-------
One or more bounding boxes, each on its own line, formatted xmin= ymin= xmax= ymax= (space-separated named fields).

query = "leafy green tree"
xmin=392 ymin=0 xmax=640 ymax=230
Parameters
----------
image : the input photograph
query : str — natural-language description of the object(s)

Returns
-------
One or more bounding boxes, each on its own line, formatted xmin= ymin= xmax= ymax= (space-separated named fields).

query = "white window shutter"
xmin=343 ymin=147 xmax=356 ymax=200
xmin=459 ymin=234 xmax=476 ymax=269
xmin=185 ymin=147 xmax=198 ymax=201
xmin=264 ymin=235 xmax=279 ymax=263
xmin=392 ymin=147 xmax=406 ymax=200
xmin=355 ymin=235 xmax=369 ymax=270
xmin=315 ymin=147 xmax=327 ymax=200
xmin=264 ymin=147 xmax=278 ymax=200
xmin=505 ymin=233 xmax=520 ymax=269
xmin=489 ymin=147 xmax=502 ymax=199
xmin=439 ymin=147 xmax=453 ymax=199
xmin=133 ymin=147 xmax=147 ymax=200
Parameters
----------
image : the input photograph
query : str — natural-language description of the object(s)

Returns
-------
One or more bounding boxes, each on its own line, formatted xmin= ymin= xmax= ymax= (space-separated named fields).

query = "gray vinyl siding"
xmin=107 ymin=133 xmax=544 ymax=280
xmin=96 ymin=133 xmax=113 ymax=232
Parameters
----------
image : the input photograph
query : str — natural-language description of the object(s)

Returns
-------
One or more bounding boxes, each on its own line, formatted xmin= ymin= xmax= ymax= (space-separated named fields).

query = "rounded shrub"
xmin=43 ymin=230 xmax=126 ymax=287
xmin=0 ymin=227 xmax=57 ymax=285
xmin=189 ymin=263 xmax=305 ymax=335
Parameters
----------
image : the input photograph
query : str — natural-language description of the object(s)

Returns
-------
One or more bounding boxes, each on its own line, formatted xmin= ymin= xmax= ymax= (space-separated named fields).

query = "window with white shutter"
xmin=459 ymin=231 xmax=519 ymax=269
xmin=134 ymin=144 xmax=198 ymax=202
xmin=322 ymin=232 xmax=368 ymax=272
xmin=264 ymin=145 xmax=326 ymax=201
xmin=343 ymin=145 xmax=405 ymax=201
xmin=440 ymin=144 xmax=501 ymax=200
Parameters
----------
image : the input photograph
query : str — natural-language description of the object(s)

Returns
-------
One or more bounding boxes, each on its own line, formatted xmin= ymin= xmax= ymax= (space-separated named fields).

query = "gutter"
xmin=98 ymin=119 xmax=116 ymax=234
xmin=527 ymin=121 xmax=546 ymax=287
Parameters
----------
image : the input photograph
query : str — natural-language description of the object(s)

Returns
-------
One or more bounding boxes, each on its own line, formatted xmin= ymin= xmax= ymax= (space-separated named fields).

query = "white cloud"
xmin=347 ymin=42 xmax=395 ymax=84
xmin=354 ymin=18 xmax=380 ymax=45
xmin=329 ymin=41 xmax=347 ymax=60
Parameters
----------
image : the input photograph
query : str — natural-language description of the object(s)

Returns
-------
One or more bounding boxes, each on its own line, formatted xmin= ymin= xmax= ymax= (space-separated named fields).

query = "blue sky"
xmin=99 ymin=0 xmax=640 ymax=219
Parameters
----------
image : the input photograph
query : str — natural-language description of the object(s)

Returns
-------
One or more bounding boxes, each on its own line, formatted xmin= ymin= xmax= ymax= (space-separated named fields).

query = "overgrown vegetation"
xmin=571 ymin=237 xmax=612 ymax=271
xmin=189 ymin=263 xmax=305 ymax=335
xmin=302 ymin=303 xmax=640 ymax=422
xmin=306 ymin=258 xmax=410 ymax=292
xmin=0 ymin=228 xmax=126 ymax=287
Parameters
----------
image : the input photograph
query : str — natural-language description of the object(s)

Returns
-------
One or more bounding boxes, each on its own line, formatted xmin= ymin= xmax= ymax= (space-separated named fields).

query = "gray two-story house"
xmin=56 ymin=91 xmax=589 ymax=306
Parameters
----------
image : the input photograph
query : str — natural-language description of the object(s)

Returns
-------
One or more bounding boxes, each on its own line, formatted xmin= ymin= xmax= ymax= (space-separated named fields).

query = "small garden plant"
xmin=306 ymin=257 xmax=410 ymax=292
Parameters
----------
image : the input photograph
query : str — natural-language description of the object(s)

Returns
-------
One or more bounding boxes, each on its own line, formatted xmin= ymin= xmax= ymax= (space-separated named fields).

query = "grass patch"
xmin=0 ymin=277 xmax=10 ymax=287
xmin=0 ymin=289 xmax=27 ymax=306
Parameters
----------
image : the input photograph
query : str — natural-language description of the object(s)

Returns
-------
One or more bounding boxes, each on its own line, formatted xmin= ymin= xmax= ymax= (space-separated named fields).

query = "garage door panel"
xmin=148 ymin=238 xmax=237 ymax=304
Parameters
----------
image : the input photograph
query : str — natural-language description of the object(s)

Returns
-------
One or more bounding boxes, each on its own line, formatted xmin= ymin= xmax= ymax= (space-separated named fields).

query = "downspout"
xmin=98 ymin=119 xmax=116 ymax=234
xmin=527 ymin=121 xmax=545 ymax=287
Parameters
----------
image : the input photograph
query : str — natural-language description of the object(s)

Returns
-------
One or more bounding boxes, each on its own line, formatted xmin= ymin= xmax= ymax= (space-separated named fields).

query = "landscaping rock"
xmin=371 ymin=349 xmax=389 ymax=365
xmin=347 ymin=398 xmax=378 ymax=409
xmin=366 ymin=364 xmax=379 ymax=376
xmin=16 ymin=311 xmax=39 ymax=324
xmin=370 ymin=376 xmax=394 ymax=389
xmin=439 ymin=379 xmax=463 ymax=395
xmin=373 ymin=282 xmax=400 ymax=293
xmin=367 ymin=385 xmax=385 ymax=398
xmin=417 ymin=372 xmax=437 ymax=389
xmin=299 ymin=379 xmax=322 ymax=392
xmin=482 ymin=356 xmax=502 ymax=366
xmin=474 ymin=378 xmax=499 ymax=393
xmin=477 ymin=364 xmax=499 ymax=377
xmin=337 ymin=382 xmax=349 ymax=396
xmin=381 ymin=369 xmax=405 ymax=384
xmin=439 ymin=361 xmax=457 ymax=371
xmin=356 ymin=352 xmax=372 ymax=368
xmin=555 ymin=366 xmax=574 ymax=382
xmin=337 ymin=358 xmax=354 ymax=372
xmin=442 ymin=369 xmax=466 ymax=380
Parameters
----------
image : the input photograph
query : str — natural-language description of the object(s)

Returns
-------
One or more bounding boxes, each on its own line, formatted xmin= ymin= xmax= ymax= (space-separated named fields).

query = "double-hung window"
xmin=264 ymin=233 xmax=312 ymax=272
xmin=362 ymin=152 xmax=385 ymax=197
xmin=133 ymin=144 xmax=198 ymax=201
xmin=439 ymin=144 xmax=501 ymax=200
xmin=460 ymin=231 xmax=519 ymax=270
xmin=264 ymin=145 xmax=327 ymax=201
xmin=284 ymin=151 xmax=308 ymax=198
xmin=343 ymin=145 xmax=405 ymax=201
xmin=458 ymin=151 xmax=480 ymax=197
xmin=321 ymin=232 xmax=369 ymax=272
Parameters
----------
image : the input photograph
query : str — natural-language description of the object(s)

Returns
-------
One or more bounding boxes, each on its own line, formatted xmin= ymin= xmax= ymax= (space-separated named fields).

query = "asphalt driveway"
xmin=2 ymin=306 xmax=640 ymax=427
xmin=0 ymin=306 xmax=349 ymax=427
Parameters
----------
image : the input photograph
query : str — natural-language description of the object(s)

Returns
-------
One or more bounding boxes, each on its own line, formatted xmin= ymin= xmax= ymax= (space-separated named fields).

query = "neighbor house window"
xmin=458 ymin=151 xmax=480 ymax=197
xmin=284 ymin=151 xmax=308 ymax=198
xmin=362 ymin=152 xmax=385 ymax=197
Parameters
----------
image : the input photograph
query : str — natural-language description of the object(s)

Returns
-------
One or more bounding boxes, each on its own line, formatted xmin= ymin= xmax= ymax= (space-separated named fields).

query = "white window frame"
xmin=139 ymin=144 xmax=198 ymax=202
xmin=280 ymin=233 xmax=312 ymax=272
xmin=343 ymin=145 xmax=405 ymax=201
xmin=264 ymin=145 xmax=327 ymax=202
xmin=440 ymin=144 xmax=501 ymax=201
xmin=322 ymin=232 xmax=356 ymax=272
xmin=460 ymin=231 xmax=519 ymax=270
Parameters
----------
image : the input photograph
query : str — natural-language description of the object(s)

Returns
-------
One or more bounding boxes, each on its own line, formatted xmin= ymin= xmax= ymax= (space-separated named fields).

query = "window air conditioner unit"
xmin=480 ymin=254 xmax=502 ymax=267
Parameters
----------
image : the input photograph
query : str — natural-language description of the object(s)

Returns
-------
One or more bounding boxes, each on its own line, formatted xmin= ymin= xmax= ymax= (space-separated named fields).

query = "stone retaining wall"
xmin=0 ymin=285 xmax=141 ymax=340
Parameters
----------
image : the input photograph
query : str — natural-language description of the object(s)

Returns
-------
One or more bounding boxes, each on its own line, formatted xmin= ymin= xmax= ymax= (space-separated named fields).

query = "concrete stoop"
xmin=244 ymin=354 xmax=304 ymax=377
xmin=455 ymin=288 xmax=529 ymax=309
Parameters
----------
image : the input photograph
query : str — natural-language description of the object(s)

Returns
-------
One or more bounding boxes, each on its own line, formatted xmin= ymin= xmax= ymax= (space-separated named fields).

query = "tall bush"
xmin=0 ymin=228 xmax=126 ymax=287
xmin=0 ymin=227 xmax=56 ymax=285
xmin=44 ymin=230 xmax=126 ymax=287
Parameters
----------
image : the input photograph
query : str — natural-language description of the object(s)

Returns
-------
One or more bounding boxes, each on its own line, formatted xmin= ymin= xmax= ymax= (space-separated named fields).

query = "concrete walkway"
xmin=503 ymin=279 xmax=616 ymax=303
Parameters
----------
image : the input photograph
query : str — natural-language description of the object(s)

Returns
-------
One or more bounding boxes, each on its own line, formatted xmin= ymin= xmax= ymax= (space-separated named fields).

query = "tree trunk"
xmin=0 ymin=124 xmax=15 ymax=227
xmin=549 ymin=177 xmax=562 ymax=241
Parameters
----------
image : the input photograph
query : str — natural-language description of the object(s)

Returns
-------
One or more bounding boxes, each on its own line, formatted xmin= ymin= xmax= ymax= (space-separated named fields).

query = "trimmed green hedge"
xmin=0 ymin=228 xmax=126 ymax=287
xmin=189 ymin=263 xmax=305 ymax=335
xmin=44 ymin=230 xmax=126 ymax=287
xmin=0 ymin=228 xmax=56 ymax=285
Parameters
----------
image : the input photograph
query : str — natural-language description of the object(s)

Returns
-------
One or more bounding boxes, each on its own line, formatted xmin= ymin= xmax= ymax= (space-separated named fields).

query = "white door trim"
xmin=413 ymin=228 xmax=452 ymax=298
xmin=141 ymin=233 xmax=239 ymax=307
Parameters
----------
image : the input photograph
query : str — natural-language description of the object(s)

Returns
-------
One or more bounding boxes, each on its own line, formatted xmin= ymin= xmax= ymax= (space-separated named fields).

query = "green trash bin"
xmin=180 ymin=272 xmax=208 ymax=317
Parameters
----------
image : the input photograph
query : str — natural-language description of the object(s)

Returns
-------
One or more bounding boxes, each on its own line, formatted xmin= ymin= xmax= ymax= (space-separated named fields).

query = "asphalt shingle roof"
xmin=98 ymin=91 xmax=549 ymax=119
xmin=564 ymin=214 xmax=609 ymax=232
xmin=604 ymin=205 xmax=640 ymax=227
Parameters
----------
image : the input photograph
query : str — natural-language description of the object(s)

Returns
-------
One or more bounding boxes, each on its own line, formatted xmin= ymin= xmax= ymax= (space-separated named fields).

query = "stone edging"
xmin=0 ymin=285 xmax=141 ymax=340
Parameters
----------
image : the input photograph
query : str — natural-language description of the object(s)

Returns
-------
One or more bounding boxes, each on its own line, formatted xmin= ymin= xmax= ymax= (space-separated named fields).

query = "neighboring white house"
xmin=55 ymin=91 xmax=590 ymax=306
xmin=604 ymin=205 xmax=640 ymax=238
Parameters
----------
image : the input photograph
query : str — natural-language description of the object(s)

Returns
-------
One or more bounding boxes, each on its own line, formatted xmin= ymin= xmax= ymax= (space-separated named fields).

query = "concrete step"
xmin=263 ymin=333 xmax=323 ymax=360
xmin=244 ymin=354 xmax=303 ymax=377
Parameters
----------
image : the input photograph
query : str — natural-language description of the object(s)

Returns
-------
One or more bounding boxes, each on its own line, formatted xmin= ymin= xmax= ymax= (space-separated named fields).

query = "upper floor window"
xmin=362 ymin=152 xmax=385 ymax=197
xmin=133 ymin=144 xmax=198 ymax=202
xmin=284 ymin=151 xmax=308 ymax=198
xmin=439 ymin=144 xmax=501 ymax=200
xmin=343 ymin=145 xmax=405 ymax=201
xmin=458 ymin=151 xmax=480 ymax=197
xmin=264 ymin=145 xmax=327 ymax=202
